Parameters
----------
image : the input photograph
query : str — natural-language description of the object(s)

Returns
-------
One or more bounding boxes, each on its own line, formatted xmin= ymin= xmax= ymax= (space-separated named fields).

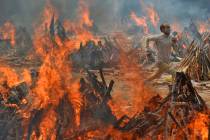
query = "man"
xmin=145 ymin=23 xmax=176 ymax=82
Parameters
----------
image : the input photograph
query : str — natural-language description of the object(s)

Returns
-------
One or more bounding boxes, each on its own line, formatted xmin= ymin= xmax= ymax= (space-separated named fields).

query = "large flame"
xmin=108 ymin=33 xmax=156 ymax=118
xmin=0 ymin=0 xmax=209 ymax=139
xmin=28 ymin=0 xmax=98 ymax=138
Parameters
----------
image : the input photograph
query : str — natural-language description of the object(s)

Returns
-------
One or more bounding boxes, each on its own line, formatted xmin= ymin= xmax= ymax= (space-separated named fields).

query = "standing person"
xmin=145 ymin=23 xmax=176 ymax=82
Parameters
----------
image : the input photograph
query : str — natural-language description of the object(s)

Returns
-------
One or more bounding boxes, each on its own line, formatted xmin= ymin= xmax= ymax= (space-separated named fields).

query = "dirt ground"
xmin=4 ymin=59 xmax=210 ymax=109
xmin=75 ymin=67 xmax=210 ymax=109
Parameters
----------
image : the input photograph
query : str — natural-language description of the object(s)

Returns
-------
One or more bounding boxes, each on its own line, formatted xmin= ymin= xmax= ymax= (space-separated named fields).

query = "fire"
xmin=33 ymin=0 xmax=59 ymax=58
xmin=188 ymin=113 xmax=209 ymax=139
xmin=138 ymin=0 xmax=160 ymax=31
xmin=117 ymin=53 xmax=154 ymax=116
xmin=0 ymin=65 xmax=32 ymax=93
xmin=108 ymin=33 xmax=156 ymax=118
xmin=130 ymin=12 xmax=149 ymax=34
xmin=62 ymin=0 xmax=97 ymax=48
xmin=0 ymin=65 xmax=20 ymax=87
xmin=38 ymin=109 xmax=57 ymax=140
xmin=0 ymin=0 xmax=209 ymax=139
xmin=131 ymin=1 xmax=160 ymax=34
xmin=40 ymin=0 xmax=58 ymax=30
xmin=26 ymin=0 xmax=101 ymax=138
xmin=146 ymin=5 xmax=160 ymax=28
xmin=197 ymin=21 xmax=209 ymax=33
xmin=22 ymin=69 xmax=32 ymax=86
xmin=171 ymin=21 xmax=183 ymax=33
xmin=28 ymin=1 xmax=93 ymax=138
xmin=78 ymin=0 xmax=93 ymax=27
xmin=63 ymin=20 xmax=98 ymax=49
xmin=0 ymin=21 xmax=16 ymax=47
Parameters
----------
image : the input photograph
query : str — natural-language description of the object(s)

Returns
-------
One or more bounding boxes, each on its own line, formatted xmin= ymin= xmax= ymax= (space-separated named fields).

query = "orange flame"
xmin=0 ymin=65 xmax=32 ymax=89
xmin=188 ymin=113 xmax=209 ymax=139
xmin=108 ymin=33 xmax=156 ymax=118
xmin=32 ymin=0 xmax=59 ymax=58
xmin=22 ymin=69 xmax=32 ymax=86
xmin=197 ymin=21 xmax=209 ymax=33
xmin=28 ymin=1 xmax=90 ymax=138
xmin=146 ymin=5 xmax=160 ymax=28
xmin=40 ymin=0 xmax=58 ymax=31
xmin=0 ymin=65 xmax=19 ymax=87
xmin=38 ymin=110 xmax=57 ymax=140
xmin=130 ymin=12 xmax=149 ymax=34
xmin=78 ymin=0 xmax=93 ymax=27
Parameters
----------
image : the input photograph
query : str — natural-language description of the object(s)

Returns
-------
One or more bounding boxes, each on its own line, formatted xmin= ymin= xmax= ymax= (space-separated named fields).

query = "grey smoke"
xmin=0 ymin=0 xmax=209 ymax=32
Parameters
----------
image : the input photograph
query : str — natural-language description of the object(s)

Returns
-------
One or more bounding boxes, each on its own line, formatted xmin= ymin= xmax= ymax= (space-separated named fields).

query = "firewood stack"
xmin=0 ymin=82 xmax=29 ymax=140
xmin=70 ymin=69 xmax=117 ymax=139
xmin=0 ymin=71 xmax=209 ymax=139
xmin=80 ymin=69 xmax=116 ymax=126
xmin=114 ymin=72 xmax=208 ymax=139
xmin=177 ymin=21 xmax=210 ymax=81
xmin=177 ymin=40 xmax=210 ymax=81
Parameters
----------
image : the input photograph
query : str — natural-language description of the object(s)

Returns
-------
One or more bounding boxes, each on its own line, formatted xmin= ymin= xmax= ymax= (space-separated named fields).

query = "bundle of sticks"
xmin=177 ymin=40 xmax=210 ymax=81
xmin=0 ymin=82 xmax=29 ymax=140
xmin=67 ymin=69 xmax=117 ymax=139
xmin=114 ymin=72 xmax=208 ymax=139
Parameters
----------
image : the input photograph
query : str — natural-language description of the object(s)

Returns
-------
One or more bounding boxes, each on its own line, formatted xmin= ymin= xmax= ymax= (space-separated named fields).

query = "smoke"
xmin=0 ymin=0 xmax=209 ymax=32
xmin=89 ymin=0 xmax=210 ymax=32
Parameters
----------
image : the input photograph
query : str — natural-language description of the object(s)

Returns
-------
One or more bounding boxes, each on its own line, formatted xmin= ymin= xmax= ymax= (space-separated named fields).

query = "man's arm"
xmin=146 ymin=35 xmax=159 ymax=49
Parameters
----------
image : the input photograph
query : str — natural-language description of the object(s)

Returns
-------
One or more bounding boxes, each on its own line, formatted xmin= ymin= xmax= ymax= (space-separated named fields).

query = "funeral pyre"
xmin=0 ymin=66 xmax=210 ymax=140
xmin=0 ymin=1 xmax=209 ymax=140
xmin=177 ymin=21 xmax=210 ymax=81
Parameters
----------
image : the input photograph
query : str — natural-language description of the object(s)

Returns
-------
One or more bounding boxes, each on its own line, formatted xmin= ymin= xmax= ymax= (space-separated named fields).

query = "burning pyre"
xmin=0 ymin=0 xmax=209 ymax=140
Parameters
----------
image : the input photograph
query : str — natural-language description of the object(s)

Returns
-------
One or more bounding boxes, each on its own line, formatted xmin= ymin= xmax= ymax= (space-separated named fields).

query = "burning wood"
xmin=0 ymin=68 xmax=209 ymax=139
xmin=0 ymin=81 xmax=29 ymax=140
xmin=69 ymin=69 xmax=117 ymax=139
xmin=113 ymin=72 xmax=208 ymax=139
xmin=0 ymin=1 xmax=209 ymax=140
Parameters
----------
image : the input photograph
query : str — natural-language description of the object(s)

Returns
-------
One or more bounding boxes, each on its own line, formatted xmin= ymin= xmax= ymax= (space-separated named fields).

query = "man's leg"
xmin=145 ymin=62 xmax=169 ymax=81
xmin=166 ymin=64 xmax=176 ymax=80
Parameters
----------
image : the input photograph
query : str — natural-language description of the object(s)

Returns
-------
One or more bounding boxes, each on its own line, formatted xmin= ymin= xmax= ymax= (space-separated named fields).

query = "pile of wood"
xmin=70 ymin=69 xmax=117 ymax=139
xmin=177 ymin=40 xmax=210 ymax=81
xmin=0 ymin=70 xmax=209 ymax=140
xmin=0 ymin=82 xmax=29 ymax=140
xmin=114 ymin=72 xmax=208 ymax=139
xmin=27 ymin=69 xmax=116 ymax=140
xmin=177 ymin=21 xmax=210 ymax=81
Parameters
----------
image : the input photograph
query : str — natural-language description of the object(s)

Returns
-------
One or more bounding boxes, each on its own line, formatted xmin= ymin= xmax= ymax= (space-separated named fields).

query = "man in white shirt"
xmin=145 ymin=23 xmax=176 ymax=82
